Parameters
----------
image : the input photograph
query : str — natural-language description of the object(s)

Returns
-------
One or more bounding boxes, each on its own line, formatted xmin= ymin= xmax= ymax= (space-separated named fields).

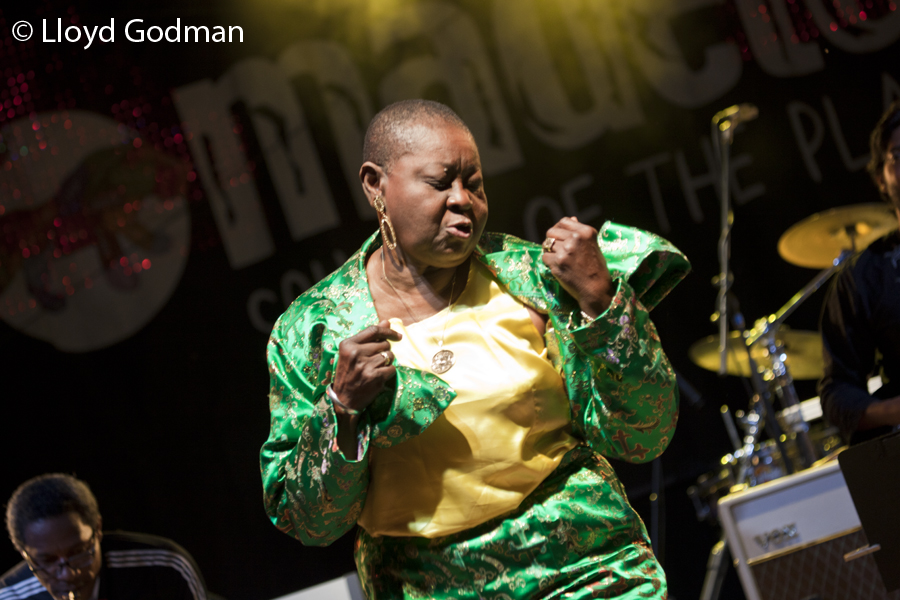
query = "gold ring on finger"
xmin=542 ymin=237 xmax=556 ymax=253
xmin=380 ymin=351 xmax=391 ymax=367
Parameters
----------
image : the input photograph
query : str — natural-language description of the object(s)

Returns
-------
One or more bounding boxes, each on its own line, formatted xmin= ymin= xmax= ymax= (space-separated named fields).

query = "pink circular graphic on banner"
xmin=0 ymin=110 xmax=190 ymax=352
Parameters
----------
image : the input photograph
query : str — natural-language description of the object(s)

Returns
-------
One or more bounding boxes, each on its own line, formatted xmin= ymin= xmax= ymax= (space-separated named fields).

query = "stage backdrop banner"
xmin=2 ymin=1 xmax=899 ymax=598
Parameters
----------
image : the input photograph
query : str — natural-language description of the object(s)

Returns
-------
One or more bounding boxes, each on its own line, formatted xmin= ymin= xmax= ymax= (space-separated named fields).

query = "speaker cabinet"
xmin=718 ymin=461 xmax=900 ymax=600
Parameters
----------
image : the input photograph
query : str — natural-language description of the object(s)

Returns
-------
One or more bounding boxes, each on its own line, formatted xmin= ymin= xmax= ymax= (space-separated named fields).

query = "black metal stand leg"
xmin=699 ymin=536 xmax=730 ymax=600
xmin=650 ymin=458 xmax=665 ymax=567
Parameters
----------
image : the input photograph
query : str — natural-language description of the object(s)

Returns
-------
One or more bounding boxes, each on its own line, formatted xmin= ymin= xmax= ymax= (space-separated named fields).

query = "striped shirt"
xmin=0 ymin=532 xmax=207 ymax=600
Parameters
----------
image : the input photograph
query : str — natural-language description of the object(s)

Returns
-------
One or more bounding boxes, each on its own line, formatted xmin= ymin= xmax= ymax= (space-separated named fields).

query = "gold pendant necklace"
xmin=380 ymin=247 xmax=459 ymax=374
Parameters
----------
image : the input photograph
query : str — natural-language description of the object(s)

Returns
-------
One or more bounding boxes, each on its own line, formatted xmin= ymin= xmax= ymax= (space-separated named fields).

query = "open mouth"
xmin=447 ymin=221 xmax=473 ymax=237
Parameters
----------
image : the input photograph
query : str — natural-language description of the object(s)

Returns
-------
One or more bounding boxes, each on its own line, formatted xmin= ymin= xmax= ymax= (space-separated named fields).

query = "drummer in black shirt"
xmin=819 ymin=101 xmax=900 ymax=445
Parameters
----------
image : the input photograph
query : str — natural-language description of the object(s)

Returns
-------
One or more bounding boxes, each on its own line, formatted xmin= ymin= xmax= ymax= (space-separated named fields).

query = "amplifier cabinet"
xmin=718 ymin=461 xmax=899 ymax=600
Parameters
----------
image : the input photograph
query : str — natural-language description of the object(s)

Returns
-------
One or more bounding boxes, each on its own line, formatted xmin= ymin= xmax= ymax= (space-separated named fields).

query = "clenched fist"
xmin=541 ymin=217 xmax=613 ymax=318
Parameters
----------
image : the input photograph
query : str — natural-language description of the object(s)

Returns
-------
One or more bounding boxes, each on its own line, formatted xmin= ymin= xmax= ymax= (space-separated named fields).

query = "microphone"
xmin=713 ymin=103 xmax=759 ymax=129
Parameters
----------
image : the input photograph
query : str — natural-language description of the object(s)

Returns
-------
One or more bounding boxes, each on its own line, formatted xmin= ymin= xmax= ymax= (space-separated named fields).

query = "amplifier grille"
xmin=750 ymin=529 xmax=900 ymax=600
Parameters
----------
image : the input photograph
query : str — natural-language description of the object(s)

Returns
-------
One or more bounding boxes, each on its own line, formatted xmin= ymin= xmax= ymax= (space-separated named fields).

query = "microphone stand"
xmin=701 ymin=117 xmax=739 ymax=600
xmin=702 ymin=105 xmax=760 ymax=600
xmin=714 ymin=119 xmax=735 ymax=376
xmin=710 ymin=104 xmax=758 ymax=374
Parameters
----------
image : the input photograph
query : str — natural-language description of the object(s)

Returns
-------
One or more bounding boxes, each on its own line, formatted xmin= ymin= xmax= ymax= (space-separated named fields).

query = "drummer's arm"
xmin=858 ymin=397 xmax=900 ymax=429
xmin=818 ymin=266 xmax=882 ymax=435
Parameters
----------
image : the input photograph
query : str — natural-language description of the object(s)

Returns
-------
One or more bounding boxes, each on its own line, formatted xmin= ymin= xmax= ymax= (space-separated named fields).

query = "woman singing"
xmin=261 ymin=99 xmax=689 ymax=599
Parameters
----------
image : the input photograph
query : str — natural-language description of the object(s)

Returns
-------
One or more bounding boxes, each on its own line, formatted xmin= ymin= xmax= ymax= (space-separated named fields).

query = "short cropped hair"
xmin=5 ymin=474 xmax=101 ymax=552
xmin=867 ymin=100 xmax=900 ymax=204
xmin=363 ymin=99 xmax=471 ymax=172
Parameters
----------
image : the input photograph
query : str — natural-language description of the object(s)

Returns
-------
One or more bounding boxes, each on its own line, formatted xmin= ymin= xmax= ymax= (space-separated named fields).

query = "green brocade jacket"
xmin=261 ymin=222 xmax=690 ymax=546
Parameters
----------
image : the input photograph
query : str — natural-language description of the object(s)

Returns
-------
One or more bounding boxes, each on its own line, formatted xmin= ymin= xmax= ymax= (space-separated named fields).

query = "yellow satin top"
xmin=358 ymin=261 xmax=579 ymax=538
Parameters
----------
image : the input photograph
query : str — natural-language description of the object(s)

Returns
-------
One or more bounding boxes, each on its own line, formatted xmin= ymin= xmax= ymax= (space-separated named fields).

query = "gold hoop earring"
xmin=373 ymin=195 xmax=397 ymax=250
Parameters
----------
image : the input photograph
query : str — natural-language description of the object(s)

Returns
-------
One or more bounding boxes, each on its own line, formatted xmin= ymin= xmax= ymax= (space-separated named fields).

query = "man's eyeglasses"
xmin=23 ymin=533 xmax=97 ymax=578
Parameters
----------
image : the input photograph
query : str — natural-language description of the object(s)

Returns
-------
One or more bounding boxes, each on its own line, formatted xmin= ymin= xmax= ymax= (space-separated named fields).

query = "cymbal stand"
xmin=749 ymin=248 xmax=852 ymax=340
xmin=746 ymin=249 xmax=853 ymax=468
xmin=727 ymin=293 xmax=794 ymax=479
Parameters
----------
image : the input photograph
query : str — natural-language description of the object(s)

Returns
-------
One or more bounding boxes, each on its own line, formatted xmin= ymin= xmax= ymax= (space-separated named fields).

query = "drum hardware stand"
xmin=727 ymin=293 xmax=795 ymax=478
xmin=701 ymin=254 xmax=855 ymax=600
xmin=698 ymin=197 xmax=876 ymax=600
xmin=720 ymin=404 xmax=742 ymax=452
xmin=744 ymin=248 xmax=853 ymax=468
xmin=746 ymin=249 xmax=852 ymax=340
xmin=699 ymin=398 xmax=765 ymax=600
xmin=701 ymin=535 xmax=730 ymax=600
xmin=701 ymin=292 xmax=794 ymax=600
xmin=699 ymin=254 xmax=854 ymax=600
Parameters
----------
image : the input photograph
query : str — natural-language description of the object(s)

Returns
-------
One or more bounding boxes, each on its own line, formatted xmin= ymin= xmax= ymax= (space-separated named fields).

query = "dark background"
xmin=1 ymin=1 xmax=897 ymax=598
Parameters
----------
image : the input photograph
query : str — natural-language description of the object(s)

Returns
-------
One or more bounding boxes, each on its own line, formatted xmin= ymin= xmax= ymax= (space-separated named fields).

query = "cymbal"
xmin=688 ymin=329 xmax=823 ymax=380
xmin=778 ymin=203 xmax=898 ymax=268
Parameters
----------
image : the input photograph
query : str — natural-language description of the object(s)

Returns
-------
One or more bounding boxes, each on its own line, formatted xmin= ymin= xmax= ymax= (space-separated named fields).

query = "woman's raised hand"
xmin=332 ymin=320 xmax=401 ymax=414
xmin=541 ymin=217 xmax=613 ymax=318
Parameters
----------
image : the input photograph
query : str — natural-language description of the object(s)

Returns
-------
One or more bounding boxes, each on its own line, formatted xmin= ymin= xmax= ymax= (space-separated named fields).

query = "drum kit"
xmin=688 ymin=202 xmax=898 ymax=598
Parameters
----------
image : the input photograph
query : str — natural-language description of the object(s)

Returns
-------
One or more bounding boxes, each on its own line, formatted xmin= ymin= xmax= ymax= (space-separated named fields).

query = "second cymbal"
xmin=689 ymin=329 xmax=824 ymax=380
xmin=778 ymin=203 xmax=898 ymax=269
